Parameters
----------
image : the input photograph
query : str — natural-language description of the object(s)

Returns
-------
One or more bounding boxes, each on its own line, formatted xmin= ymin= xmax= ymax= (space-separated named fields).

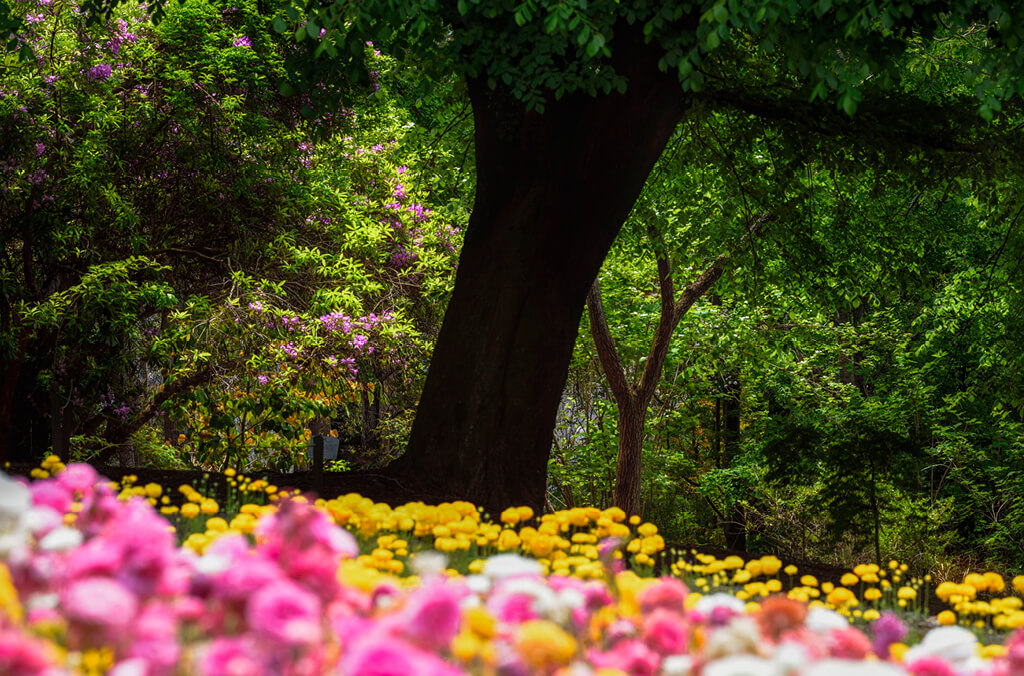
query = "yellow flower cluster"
xmin=935 ymin=573 xmax=1024 ymax=630
xmin=30 ymin=454 xmax=66 ymax=479
xmin=321 ymin=495 xmax=654 ymax=580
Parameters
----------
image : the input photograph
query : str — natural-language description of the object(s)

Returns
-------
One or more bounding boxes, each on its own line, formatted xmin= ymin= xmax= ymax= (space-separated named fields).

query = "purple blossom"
xmin=232 ymin=36 xmax=251 ymax=48
xmin=25 ymin=12 xmax=44 ymax=25
xmin=870 ymin=612 xmax=907 ymax=658
xmin=257 ymin=375 xmax=269 ymax=385
xmin=34 ymin=142 xmax=45 ymax=157
xmin=87 ymin=63 xmax=112 ymax=81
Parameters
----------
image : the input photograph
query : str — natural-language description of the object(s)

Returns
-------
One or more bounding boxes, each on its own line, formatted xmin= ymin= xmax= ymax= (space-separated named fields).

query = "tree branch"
xmin=586 ymin=279 xmax=631 ymax=405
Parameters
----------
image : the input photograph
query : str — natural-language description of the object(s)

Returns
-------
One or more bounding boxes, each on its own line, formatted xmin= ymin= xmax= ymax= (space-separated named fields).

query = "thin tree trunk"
xmin=586 ymin=214 xmax=771 ymax=516
xmin=614 ymin=399 xmax=646 ymax=516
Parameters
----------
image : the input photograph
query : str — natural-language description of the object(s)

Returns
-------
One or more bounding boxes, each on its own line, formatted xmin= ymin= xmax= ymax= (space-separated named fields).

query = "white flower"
xmin=695 ymin=593 xmax=747 ymax=615
xmin=662 ymin=655 xmax=695 ymax=676
xmin=903 ymin=625 xmax=978 ymax=668
xmin=38 ymin=526 xmax=83 ymax=552
xmin=465 ymin=574 xmax=491 ymax=595
xmin=194 ymin=552 xmax=233 ymax=576
xmin=704 ymin=654 xmax=781 ymax=676
xmin=805 ymin=607 xmax=849 ymax=635
xmin=801 ymin=659 xmax=905 ymax=676
xmin=0 ymin=472 xmax=32 ymax=557
xmin=410 ymin=550 xmax=448 ymax=578
xmin=704 ymin=616 xmax=763 ymax=660
xmin=772 ymin=642 xmax=811 ymax=673
xmin=0 ymin=471 xmax=31 ymax=517
xmin=482 ymin=553 xmax=543 ymax=580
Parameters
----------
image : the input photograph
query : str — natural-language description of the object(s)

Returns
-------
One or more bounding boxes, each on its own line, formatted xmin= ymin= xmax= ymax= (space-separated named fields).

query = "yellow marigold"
xmin=500 ymin=508 xmax=520 ymax=525
xmin=514 ymin=620 xmax=577 ymax=669
xmin=826 ymin=587 xmax=856 ymax=606
xmin=897 ymin=586 xmax=917 ymax=601
xmin=516 ymin=506 xmax=534 ymax=522
xmin=180 ymin=503 xmax=200 ymax=519
xmin=143 ymin=483 xmax=162 ymax=499
xmin=821 ymin=582 xmax=834 ymax=594
xmin=451 ymin=632 xmax=483 ymax=662
xmin=200 ymin=499 xmax=219 ymax=515
xmin=864 ymin=588 xmax=882 ymax=602
xmin=0 ymin=563 xmax=22 ymax=623
xmin=983 ymin=572 xmax=1005 ymax=593
xmin=783 ymin=565 xmax=798 ymax=576
xmin=637 ymin=522 xmax=658 ymax=537
xmin=464 ymin=606 xmax=496 ymax=639
xmin=800 ymin=575 xmax=819 ymax=587
xmin=722 ymin=555 xmax=744 ymax=570
xmin=759 ymin=556 xmax=782 ymax=576
xmin=497 ymin=529 xmax=521 ymax=551
xmin=937 ymin=610 xmax=957 ymax=626
xmin=841 ymin=573 xmax=859 ymax=587
xmin=1013 ymin=575 xmax=1024 ymax=596
xmin=964 ymin=573 xmax=986 ymax=591
xmin=602 ymin=507 xmax=626 ymax=523
xmin=862 ymin=609 xmax=880 ymax=621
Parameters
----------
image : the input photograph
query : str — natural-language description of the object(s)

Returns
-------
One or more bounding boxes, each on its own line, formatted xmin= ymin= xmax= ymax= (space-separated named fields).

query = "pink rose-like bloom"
xmin=643 ymin=608 xmax=688 ymax=655
xmin=56 ymin=463 xmax=98 ymax=494
xmin=201 ymin=637 xmax=264 ymax=676
xmin=829 ymin=626 xmax=872 ymax=659
xmin=590 ymin=639 xmax=661 ymax=676
xmin=907 ymin=657 xmax=958 ymax=676
xmin=63 ymin=576 xmax=138 ymax=631
xmin=639 ymin=577 xmax=688 ymax=615
xmin=0 ymin=628 xmax=57 ymax=676
xmin=30 ymin=482 xmax=72 ymax=515
xmin=246 ymin=578 xmax=322 ymax=647
xmin=401 ymin=580 xmax=466 ymax=649
xmin=214 ymin=555 xmax=282 ymax=604
xmin=341 ymin=635 xmax=466 ymax=676
xmin=127 ymin=603 xmax=180 ymax=674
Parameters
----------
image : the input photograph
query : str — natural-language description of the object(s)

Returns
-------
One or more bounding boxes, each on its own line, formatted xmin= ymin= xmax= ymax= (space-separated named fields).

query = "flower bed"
xmin=2 ymin=460 xmax=1024 ymax=675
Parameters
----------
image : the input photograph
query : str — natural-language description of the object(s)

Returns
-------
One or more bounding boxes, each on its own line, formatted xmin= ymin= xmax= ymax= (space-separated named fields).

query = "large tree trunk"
xmin=388 ymin=30 xmax=686 ymax=514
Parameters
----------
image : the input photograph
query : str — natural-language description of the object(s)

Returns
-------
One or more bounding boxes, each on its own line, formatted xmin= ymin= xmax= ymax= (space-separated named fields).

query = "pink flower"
xmin=30 ymin=482 xmax=71 ymax=514
xmin=128 ymin=603 xmax=180 ymax=674
xmin=402 ymin=580 xmax=466 ymax=649
xmin=638 ymin=577 xmax=688 ymax=615
xmin=67 ymin=538 xmax=122 ymax=579
xmin=341 ymin=635 xmax=465 ymax=676
xmin=643 ymin=608 xmax=688 ymax=655
xmin=213 ymin=556 xmax=282 ymax=603
xmin=590 ymin=639 xmax=660 ymax=676
xmin=245 ymin=578 xmax=322 ymax=647
xmin=829 ymin=627 xmax=872 ymax=659
xmin=0 ymin=628 xmax=57 ymax=676
xmin=56 ymin=463 xmax=98 ymax=494
xmin=63 ymin=577 xmax=138 ymax=635
xmin=201 ymin=637 xmax=263 ymax=676
xmin=907 ymin=656 xmax=958 ymax=676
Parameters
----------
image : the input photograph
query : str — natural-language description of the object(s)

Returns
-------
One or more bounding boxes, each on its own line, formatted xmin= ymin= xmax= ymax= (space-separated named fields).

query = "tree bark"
xmin=388 ymin=29 xmax=687 ymax=514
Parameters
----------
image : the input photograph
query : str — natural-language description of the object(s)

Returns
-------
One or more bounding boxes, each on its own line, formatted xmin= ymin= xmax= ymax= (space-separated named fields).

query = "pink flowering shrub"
xmin=3 ymin=464 xmax=1024 ymax=676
